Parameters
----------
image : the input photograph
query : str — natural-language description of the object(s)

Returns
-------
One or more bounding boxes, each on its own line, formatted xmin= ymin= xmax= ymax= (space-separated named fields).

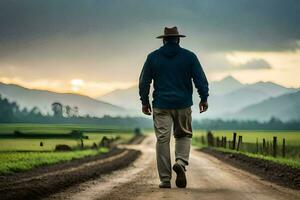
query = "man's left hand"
xmin=142 ymin=104 xmax=152 ymax=115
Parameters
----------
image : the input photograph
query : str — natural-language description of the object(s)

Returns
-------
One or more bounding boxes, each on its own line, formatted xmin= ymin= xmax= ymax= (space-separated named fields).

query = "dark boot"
xmin=159 ymin=181 xmax=171 ymax=188
xmin=173 ymin=163 xmax=187 ymax=188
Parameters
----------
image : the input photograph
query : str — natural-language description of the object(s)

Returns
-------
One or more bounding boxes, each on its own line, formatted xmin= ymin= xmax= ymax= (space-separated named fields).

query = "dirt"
xmin=2 ymin=135 xmax=300 ymax=200
xmin=0 ymin=135 xmax=145 ymax=200
xmin=46 ymin=135 xmax=300 ymax=200
xmin=200 ymin=148 xmax=300 ymax=190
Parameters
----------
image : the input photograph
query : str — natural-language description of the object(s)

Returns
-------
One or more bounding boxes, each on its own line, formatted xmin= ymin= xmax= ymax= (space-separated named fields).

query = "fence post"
xmin=256 ymin=138 xmax=259 ymax=154
xmin=201 ymin=135 xmax=205 ymax=145
xmin=232 ymin=132 xmax=237 ymax=150
xmin=224 ymin=136 xmax=227 ymax=148
xmin=273 ymin=137 xmax=277 ymax=157
xmin=80 ymin=138 xmax=84 ymax=149
xmin=216 ymin=137 xmax=220 ymax=147
xmin=282 ymin=138 xmax=286 ymax=158
xmin=262 ymin=138 xmax=266 ymax=155
xmin=237 ymin=136 xmax=243 ymax=151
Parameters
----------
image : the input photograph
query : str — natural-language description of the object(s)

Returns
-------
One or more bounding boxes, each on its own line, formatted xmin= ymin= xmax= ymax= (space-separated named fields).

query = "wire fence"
xmin=194 ymin=131 xmax=300 ymax=159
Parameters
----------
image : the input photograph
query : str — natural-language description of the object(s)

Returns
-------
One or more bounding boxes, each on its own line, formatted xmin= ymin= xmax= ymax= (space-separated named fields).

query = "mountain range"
xmin=0 ymin=83 xmax=125 ymax=117
xmin=0 ymin=76 xmax=299 ymax=121
xmin=98 ymin=76 xmax=299 ymax=121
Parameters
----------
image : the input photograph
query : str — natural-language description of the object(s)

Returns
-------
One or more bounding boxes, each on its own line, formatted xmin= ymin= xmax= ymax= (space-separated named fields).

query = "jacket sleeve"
xmin=191 ymin=54 xmax=209 ymax=102
xmin=139 ymin=55 xmax=153 ymax=106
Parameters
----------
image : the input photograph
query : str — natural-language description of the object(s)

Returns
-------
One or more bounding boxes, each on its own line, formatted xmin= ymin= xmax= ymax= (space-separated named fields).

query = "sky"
xmin=0 ymin=0 xmax=299 ymax=97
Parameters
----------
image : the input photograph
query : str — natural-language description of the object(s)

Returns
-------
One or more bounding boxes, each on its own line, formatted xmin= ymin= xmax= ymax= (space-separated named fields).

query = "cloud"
xmin=235 ymin=59 xmax=272 ymax=70
xmin=0 ymin=0 xmax=299 ymax=91
xmin=0 ymin=0 xmax=299 ymax=54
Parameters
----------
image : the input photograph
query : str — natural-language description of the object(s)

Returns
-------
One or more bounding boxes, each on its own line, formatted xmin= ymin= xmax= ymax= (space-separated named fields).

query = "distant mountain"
xmin=99 ymin=86 xmax=140 ymax=111
xmin=234 ymin=91 xmax=300 ymax=121
xmin=209 ymin=76 xmax=244 ymax=96
xmin=98 ymin=76 xmax=298 ymax=119
xmin=0 ymin=83 xmax=126 ymax=117
xmin=243 ymin=81 xmax=296 ymax=97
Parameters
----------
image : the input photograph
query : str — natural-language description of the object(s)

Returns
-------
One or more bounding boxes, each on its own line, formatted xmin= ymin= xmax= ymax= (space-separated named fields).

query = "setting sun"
xmin=71 ymin=79 xmax=84 ymax=92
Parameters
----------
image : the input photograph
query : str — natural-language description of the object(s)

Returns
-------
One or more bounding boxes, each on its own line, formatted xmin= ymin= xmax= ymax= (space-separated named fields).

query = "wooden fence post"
xmin=216 ymin=137 xmax=220 ymax=147
xmin=221 ymin=136 xmax=224 ymax=147
xmin=237 ymin=136 xmax=243 ymax=151
xmin=256 ymin=138 xmax=258 ymax=153
xmin=80 ymin=138 xmax=84 ymax=149
xmin=232 ymin=132 xmax=237 ymax=150
xmin=224 ymin=136 xmax=227 ymax=148
xmin=282 ymin=138 xmax=286 ymax=158
xmin=201 ymin=135 xmax=205 ymax=145
xmin=267 ymin=141 xmax=270 ymax=155
xmin=273 ymin=137 xmax=277 ymax=157
xmin=262 ymin=138 xmax=266 ymax=155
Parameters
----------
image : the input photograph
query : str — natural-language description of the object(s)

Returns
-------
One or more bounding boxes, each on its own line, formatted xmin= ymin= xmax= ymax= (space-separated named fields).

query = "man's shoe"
xmin=173 ymin=163 xmax=187 ymax=188
xmin=159 ymin=181 xmax=171 ymax=188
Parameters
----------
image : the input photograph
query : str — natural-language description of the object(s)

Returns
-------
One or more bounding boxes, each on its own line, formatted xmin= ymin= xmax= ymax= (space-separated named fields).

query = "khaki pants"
xmin=153 ymin=107 xmax=192 ymax=182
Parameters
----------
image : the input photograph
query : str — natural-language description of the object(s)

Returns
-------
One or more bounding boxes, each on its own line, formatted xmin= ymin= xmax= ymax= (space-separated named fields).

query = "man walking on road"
xmin=139 ymin=27 xmax=209 ymax=188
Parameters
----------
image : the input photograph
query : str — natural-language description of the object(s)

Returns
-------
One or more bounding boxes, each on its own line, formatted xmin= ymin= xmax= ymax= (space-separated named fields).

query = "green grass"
xmin=0 ymin=133 xmax=132 ymax=151
xmin=192 ymin=130 xmax=300 ymax=169
xmin=0 ymin=123 xmax=137 ymax=174
xmin=214 ymin=147 xmax=300 ymax=169
xmin=0 ymin=123 xmax=133 ymax=134
xmin=0 ymin=124 xmax=135 ymax=151
xmin=193 ymin=130 xmax=300 ymax=146
xmin=0 ymin=148 xmax=108 ymax=174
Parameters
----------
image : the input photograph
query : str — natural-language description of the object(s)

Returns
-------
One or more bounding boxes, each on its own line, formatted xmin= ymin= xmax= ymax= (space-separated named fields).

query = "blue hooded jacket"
xmin=139 ymin=42 xmax=209 ymax=109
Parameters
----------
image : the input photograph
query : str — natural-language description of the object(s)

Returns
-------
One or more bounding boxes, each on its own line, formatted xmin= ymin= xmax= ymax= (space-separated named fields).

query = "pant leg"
xmin=153 ymin=108 xmax=173 ymax=182
xmin=172 ymin=107 xmax=192 ymax=167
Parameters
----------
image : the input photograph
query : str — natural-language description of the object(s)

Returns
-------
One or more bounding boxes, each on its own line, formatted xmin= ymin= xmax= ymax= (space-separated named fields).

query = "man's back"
xmin=139 ymin=42 xmax=208 ymax=109
xmin=138 ymin=26 xmax=209 ymax=189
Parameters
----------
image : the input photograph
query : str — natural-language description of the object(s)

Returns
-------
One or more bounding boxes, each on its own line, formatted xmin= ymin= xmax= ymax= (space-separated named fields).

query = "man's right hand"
xmin=142 ymin=104 xmax=152 ymax=115
xmin=199 ymin=101 xmax=208 ymax=113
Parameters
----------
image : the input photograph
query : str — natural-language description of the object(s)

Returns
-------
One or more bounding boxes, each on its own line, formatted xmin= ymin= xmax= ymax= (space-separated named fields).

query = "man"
xmin=139 ymin=27 xmax=209 ymax=189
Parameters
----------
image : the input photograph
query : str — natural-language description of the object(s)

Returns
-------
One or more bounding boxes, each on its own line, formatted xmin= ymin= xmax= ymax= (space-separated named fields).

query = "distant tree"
xmin=65 ymin=105 xmax=72 ymax=118
xmin=30 ymin=106 xmax=41 ymax=115
xmin=73 ymin=106 xmax=79 ymax=117
xmin=51 ymin=102 xmax=63 ymax=117
xmin=0 ymin=95 xmax=15 ymax=122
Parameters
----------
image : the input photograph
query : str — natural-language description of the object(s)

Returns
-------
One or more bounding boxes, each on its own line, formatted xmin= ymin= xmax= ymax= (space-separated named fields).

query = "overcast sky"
xmin=0 ymin=0 xmax=299 ymax=97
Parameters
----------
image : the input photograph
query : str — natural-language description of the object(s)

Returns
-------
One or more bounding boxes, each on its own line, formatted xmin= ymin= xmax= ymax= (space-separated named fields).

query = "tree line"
xmin=1 ymin=94 xmax=300 ymax=130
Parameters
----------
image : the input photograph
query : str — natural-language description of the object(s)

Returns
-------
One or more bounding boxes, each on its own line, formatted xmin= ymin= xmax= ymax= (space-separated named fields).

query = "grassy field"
xmin=0 ymin=123 xmax=136 ymax=174
xmin=0 ymin=148 xmax=108 ymax=174
xmin=0 ymin=123 xmax=133 ymax=134
xmin=193 ymin=130 xmax=300 ymax=146
xmin=0 ymin=124 xmax=134 ymax=151
xmin=193 ymin=130 xmax=300 ymax=169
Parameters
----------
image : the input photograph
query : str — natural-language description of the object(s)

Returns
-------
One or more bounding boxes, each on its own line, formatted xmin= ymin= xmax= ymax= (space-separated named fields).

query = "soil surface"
xmin=200 ymin=148 xmax=300 ymax=190
xmin=45 ymin=135 xmax=300 ymax=200
xmin=0 ymin=135 xmax=144 ymax=200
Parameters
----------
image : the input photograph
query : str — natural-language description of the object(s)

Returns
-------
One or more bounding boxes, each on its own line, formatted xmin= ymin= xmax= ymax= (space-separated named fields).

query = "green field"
xmin=193 ymin=130 xmax=300 ymax=169
xmin=193 ymin=130 xmax=300 ymax=146
xmin=0 ymin=123 xmax=133 ymax=134
xmin=0 ymin=148 xmax=108 ymax=174
xmin=0 ymin=123 xmax=134 ymax=151
xmin=0 ymin=123 xmax=136 ymax=174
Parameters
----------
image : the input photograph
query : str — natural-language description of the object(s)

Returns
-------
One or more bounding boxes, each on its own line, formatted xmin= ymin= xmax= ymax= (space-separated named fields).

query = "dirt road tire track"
xmin=0 ymin=148 xmax=141 ymax=200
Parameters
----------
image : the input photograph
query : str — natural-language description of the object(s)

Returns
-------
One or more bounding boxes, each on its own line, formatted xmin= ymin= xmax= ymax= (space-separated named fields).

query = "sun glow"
xmin=71 ymin=79 xmax=84 ymax=92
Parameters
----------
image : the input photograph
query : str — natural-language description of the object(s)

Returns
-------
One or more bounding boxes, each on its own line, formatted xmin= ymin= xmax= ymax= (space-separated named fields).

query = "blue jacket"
xmin=139 ymin=42 xmax=209 ymax=109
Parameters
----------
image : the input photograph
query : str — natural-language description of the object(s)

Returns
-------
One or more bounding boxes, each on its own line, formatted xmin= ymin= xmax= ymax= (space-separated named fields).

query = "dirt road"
xmin=46 ymin=135 xmax=300 ymax=200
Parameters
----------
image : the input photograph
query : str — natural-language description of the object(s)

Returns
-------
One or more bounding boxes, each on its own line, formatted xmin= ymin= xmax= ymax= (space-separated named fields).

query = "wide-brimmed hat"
xmin=156 ymin=26 xmax=186 ymax=39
